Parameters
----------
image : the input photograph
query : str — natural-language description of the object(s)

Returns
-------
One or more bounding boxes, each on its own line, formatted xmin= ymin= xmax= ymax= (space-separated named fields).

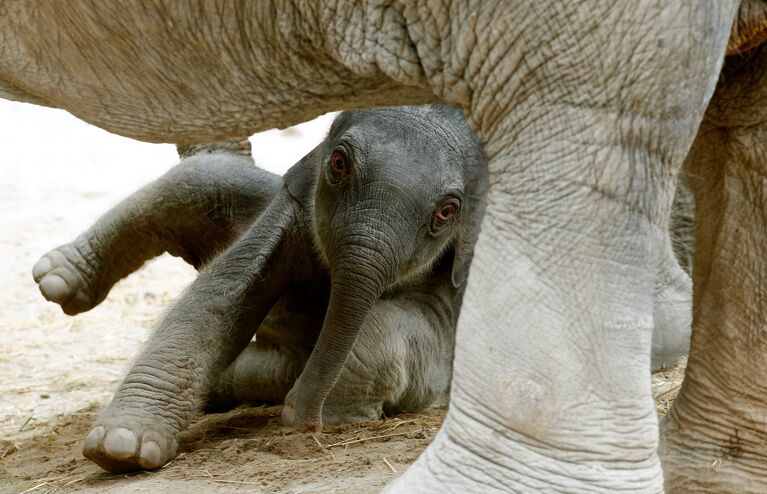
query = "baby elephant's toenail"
xmin=139 ymin=440 xmax=163 ymax=469
xmin=32 ymin=257 xmax=52 ymax=281
xmin=39 ymin=274 xmax=70 ymax=302
xmin=103 ymin=427 xmax=138 ymax=460
xmin=84 ymin=425 xmax=106 ymax=452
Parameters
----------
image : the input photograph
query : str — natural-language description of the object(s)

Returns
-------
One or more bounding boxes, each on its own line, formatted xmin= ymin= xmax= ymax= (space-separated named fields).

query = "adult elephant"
xmin=1 ymin=1 xmax=762 ymax=492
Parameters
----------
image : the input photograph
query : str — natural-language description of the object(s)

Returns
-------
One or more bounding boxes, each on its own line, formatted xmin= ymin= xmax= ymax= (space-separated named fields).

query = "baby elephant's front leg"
xmin=83 ymin=196 xmax=297 ymax=473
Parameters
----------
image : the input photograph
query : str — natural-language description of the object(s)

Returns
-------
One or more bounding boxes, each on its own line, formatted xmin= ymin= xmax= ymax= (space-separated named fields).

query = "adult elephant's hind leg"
xmin=33 ymin=147 xmax=278 ymax=315
xmin=386 ymin=3 xmax=734 ymax=493
xmin=661 ymin=46 xmax=767 ymax=494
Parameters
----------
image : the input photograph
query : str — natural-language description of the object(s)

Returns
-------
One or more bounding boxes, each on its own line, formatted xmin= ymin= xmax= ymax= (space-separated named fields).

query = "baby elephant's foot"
xmin=83 ymin=416 xmax=178 ymax=473
xmin=33 ymin=237 xmax=105 ymax=315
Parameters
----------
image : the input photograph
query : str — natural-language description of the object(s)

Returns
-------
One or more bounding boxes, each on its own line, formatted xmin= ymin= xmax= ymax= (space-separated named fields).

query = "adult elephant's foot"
xmin=660 ymin=408 xmax=767 ymax=494
xmin=659 ymin=352 xmax=767 ymax=494
xmin=385 ymin=394 xmax=664 ymax=493
xmin=83 ymin=413 xmax=179 ymax=473
xmin=33 ymin=234 xmax=109 ymax=315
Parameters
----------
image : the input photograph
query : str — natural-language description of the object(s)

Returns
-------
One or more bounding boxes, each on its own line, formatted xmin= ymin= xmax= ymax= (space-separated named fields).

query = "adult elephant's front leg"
xmin=387 ymin=2 xmax=735 ymax=492
xmin=82 ymin=195 xmax=298 ymax=473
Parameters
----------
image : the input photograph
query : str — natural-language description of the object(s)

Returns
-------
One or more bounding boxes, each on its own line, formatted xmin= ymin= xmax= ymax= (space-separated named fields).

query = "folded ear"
xmin=450 ymin=185 xmax=488 ymax=287
xmin=283 ymin=144 xmax=323 ymax=209
xmin=451 ymin=234 xmax=478 ymax=287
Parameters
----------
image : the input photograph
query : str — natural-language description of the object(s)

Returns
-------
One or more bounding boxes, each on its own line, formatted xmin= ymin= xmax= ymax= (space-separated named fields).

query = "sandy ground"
xmin=0 ymin=100 xmax=685 ymax=493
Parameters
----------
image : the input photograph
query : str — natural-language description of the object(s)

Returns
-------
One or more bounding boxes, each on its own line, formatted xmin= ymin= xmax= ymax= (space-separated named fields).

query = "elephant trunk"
xmin=287 ymin=231 xmax=403 ymax=431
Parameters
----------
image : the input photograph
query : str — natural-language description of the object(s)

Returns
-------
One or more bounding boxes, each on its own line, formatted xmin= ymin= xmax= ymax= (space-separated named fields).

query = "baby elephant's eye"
xmin=431 ymin=200 xmax=460 ymax=232
xmin=328 ymin=149 xmax=349 ymax=184
xmin=435 ymin=204 xmax=457 ymax=221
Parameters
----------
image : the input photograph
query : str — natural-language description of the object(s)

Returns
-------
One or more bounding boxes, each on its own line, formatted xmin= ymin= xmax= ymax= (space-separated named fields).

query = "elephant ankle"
xmin=386 ymin=408 xmax=664 ymax=493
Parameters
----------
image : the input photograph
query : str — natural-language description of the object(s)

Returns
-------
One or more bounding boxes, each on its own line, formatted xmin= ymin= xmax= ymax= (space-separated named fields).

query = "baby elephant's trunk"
xmin=284 ymin=229 xmax=404 ymax=431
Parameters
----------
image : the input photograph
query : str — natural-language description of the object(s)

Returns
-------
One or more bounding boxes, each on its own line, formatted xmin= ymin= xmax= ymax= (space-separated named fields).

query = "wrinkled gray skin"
xmin=34 ymin=105 xmax=489 ymax=473
xmin=5 ymin=1 xmax=766 ymax=492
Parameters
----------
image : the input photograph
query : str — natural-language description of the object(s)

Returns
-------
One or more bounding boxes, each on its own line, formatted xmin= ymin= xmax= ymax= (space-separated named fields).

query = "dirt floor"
xmin=0 ymin=100 xmax=686 ymax=493
xmin=1 ymin=403 xmax=442 ymax=494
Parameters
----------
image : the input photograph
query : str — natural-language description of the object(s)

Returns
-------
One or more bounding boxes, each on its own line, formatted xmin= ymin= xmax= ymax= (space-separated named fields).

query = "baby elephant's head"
xmin=313 ymin=105 xmax=487 ymax=291
xmin=282 ymin=104 xmax=487 ymax=429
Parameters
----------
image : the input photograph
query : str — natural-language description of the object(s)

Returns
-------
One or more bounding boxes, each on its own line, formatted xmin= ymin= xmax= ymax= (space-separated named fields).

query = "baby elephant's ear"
xmin=283 ymin=145 xmax=322 ymax=209
xmin=450 ymin=197 xmax=486 ymax=287
xmin=451 ymin=236 xmax=476 ymax=287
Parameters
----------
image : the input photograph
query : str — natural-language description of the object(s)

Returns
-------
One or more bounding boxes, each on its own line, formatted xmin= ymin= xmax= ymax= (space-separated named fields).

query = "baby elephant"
xmin=33 ymin=105 xmax=488 ymax=473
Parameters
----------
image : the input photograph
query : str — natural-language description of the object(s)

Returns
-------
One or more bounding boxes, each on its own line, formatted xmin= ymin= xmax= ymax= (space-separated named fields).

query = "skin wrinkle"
xmin=114 ymin=377 xmax=195 ymax=421
xmin=116 ymin=384 xmax=192 ymax=420
xmin=440 ymin=436 xmax=528 ymax=490
xmin=728 ymin=0 xmax=767 ymax=55
xmin=365 ymin=107 xmax=467 ymax=158
xmin=450 ymin=346 xmax=657 ymax=457
xmin=437 ymin=404 xmax=658 ymax=492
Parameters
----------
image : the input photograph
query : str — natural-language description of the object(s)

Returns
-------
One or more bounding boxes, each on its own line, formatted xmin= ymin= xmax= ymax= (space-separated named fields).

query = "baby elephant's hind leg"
xmin=205 ymin=342 xmax=308 ymax=411
xmin=34 ymin=149 xmax=279 ymax=315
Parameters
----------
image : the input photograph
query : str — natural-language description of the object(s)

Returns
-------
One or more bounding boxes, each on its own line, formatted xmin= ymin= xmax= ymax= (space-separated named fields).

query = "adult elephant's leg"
xmin=387 ymin=3 xmax=736 ymax=492
xmin=82 ymin=195 xmax=298 ymax=473
xmin=661 ymin=45 xmax=767 ymax=493
xmin=34 ymin=150 xmax=278 ymax=314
